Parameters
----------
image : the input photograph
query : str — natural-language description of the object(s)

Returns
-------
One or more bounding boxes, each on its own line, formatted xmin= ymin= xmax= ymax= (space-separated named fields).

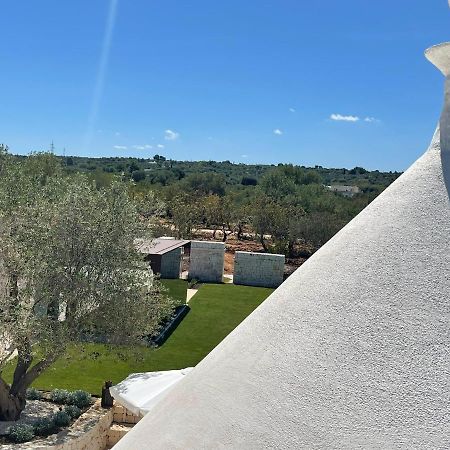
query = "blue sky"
xmin=1 ymin=1 xmax=449 ymax=171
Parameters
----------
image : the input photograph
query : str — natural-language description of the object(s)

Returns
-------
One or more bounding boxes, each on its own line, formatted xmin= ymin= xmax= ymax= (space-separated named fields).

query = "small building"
xmin=325 ymin=184 xmax=361 ymax=197
xmin=136 ymin=238 xmax=190 ymax=279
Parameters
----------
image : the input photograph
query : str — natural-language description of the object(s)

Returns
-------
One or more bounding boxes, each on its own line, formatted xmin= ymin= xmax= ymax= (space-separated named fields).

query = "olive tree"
xmin=0 ymin=152 xmax=174 ymax=421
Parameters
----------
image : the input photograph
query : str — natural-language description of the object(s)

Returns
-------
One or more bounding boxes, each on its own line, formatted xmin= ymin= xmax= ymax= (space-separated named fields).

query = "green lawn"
xmin=5 ymin=284 xmax=273 ymax=394
xmin=160 ymin=278 xmax=188 ymax=305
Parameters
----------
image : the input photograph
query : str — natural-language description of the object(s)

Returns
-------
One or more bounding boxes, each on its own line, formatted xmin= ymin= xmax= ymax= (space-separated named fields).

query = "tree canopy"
xmin=0 ymin=151 xmax=173 ymax=421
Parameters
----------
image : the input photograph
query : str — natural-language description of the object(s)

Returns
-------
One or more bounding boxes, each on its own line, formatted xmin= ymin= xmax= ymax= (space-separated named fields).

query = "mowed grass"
xmin=159 ymin=278 xmax=188 ymax=304
xmin=5 ymin=284 xmax=273 ymax=394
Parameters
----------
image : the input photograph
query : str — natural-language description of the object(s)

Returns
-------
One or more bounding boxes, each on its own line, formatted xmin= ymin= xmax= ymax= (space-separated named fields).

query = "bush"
xmin=188 ymin=278 xmax=198 ymax=289
xmin=241 ymin=176 xmax=257 ymax=186
xmin=67 ymin=390 xmax=91 ymax=408
xmin=131 ymin=170 xmax=146 ymax=182
xmin=26 ymin=387 xmax=42 ymax=400
xmin=33 ymin=417 xmax=58 ymax=437
xmin=7 ymin=423 xmax=35 ymax=443
xmin=64 ymin=405 xmax=82 ymax=419
xmin=50 ymin=388 xmax=70 ymax=404
xmin=53 ymin=410 xmax=71 ymax=427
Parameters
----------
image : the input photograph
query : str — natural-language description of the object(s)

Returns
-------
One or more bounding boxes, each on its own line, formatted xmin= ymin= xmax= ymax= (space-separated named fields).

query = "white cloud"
xmin=113 ymin=145 xmax=127 ymax=150
xmin=330 ymin=114 xmax=360 ymax=122
xmin=157 ymin=144 xmax=165 ymax=149
xmin=132 ymin=144 xmax=153 ymax=150
xmin=364 ymin=116 xmax=380 ymax=123
xmin=115 ymin=131 xmax=121 ymax=136
xmin=289 ymin=108 xmax=296 ymax=113
xmin=273 ymin=128 xmax=283 ymax=135
xmin=164 ymin=129 xmax=179 ymax=141
xmin=241 ymin=154 xmax=248 ymax=158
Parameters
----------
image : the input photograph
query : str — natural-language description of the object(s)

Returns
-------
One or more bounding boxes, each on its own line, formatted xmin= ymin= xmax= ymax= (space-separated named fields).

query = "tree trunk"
xmin=0 ymin=343 xmax=58 ymax=421
xmin=259 ymin=234 xmax=268 ymax=252
xmin=0 ymin=378 xmax=25 ymax=422
xmin=222 ymin=225 xmax=227 ymax=242
xmin=237 ymin=223 xmax=243 ymax=241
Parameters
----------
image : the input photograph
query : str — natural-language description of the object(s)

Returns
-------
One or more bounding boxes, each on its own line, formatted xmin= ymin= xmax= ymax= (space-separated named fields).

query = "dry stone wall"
xmin=234 ymin=251 xmax=285 ymax=288
xmin=1 ymin=401 xmax=113 ymax=450
xmin=188 ymin=241 xmax=224 ymax=283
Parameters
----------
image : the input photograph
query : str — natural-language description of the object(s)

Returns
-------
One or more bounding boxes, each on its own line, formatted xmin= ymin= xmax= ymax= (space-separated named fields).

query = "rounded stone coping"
xmin=0 ymin=400 xmax=113 ymax=450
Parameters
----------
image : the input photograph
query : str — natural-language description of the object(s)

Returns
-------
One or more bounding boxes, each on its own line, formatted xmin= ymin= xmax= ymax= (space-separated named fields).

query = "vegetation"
xmin=7 ymin=423 xmax=35 ymax=443
xmin=63 ymin=405 xmax=82 ymax=420
xmin=0 ymin=144 xmax=399 ymax=422
xmin=53 ymin=153 xmax=398 ymax=256
xmin=26 ymin=387 xmax=42 ymax=400
xmin=53 ymin=410 xmax=71 ymax=427
xmin=0 ymin=147 xmax=175 ymax=421
xmin=4 ymin=149 xmax=400 ymax=259
xmin=4 ymin=284 xmax=273 ymax=394
xmin=159 ymin=279 xmax=188 ymax=305
xmin=33 ymin=416 xmax=59 ymax=437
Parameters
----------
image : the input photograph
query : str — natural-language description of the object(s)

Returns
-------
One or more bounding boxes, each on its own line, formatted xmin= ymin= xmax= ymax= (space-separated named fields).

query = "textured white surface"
xmin=115 ymin=127 xmax=450 ymax=449
xmin=110 ymin=369 xmax=193 ymax=417
xmin=426 ymin=43 xmax=450 ymax=155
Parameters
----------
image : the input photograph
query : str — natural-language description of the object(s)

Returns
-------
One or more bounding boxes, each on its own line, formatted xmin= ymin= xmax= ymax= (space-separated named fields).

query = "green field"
xmin=5 ymin=284 xmax=273 ymax=394
xmin=160 ymin=278 xmax=188 ymax=305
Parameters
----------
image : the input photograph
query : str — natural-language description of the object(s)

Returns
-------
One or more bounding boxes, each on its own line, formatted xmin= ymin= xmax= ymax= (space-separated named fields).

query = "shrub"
xmin=26 ymin=387 xmax=42 ymax=400
xmin=64 ymin=405 xmax=82 ymax=419
xmin=131 ymin=170 xmax=146 ymax=182
xmin=33 ymin=417 xmax=58 ymax=437
xmin=241 ymin=176 xmax=257 ymax=186
xmin=67 ymin=390 xmax=91 ymax=408
xmin=50 ymin=388 xmax=70 ymax=404
xmin=7 ymin=423 xmax=35 ymax=443
xmin=53 ymin=410 xmax=71 ymax=427
xmin=188 ymin=278 xmax=198 ymax=289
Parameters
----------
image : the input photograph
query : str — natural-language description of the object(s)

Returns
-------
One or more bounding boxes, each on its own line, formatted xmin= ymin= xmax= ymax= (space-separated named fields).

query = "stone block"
xmin=234 ymin=251 xmax=285 ymax=288
xmin=189 ymin=241 xmax=225 ymax=283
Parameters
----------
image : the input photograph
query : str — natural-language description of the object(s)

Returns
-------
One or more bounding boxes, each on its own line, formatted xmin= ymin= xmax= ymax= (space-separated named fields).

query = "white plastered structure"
xmin=115 ymin=51 xmax=450 ymax=449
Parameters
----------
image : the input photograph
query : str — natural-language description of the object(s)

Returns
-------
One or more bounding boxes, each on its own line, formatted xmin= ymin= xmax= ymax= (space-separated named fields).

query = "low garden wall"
xmin=1 ymin=400 xmax=113 ymax=450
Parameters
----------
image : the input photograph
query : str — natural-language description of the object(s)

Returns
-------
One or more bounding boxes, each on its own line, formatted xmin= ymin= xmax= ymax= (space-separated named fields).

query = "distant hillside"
xmin=57 ymin=155 xmax=401 ymax=191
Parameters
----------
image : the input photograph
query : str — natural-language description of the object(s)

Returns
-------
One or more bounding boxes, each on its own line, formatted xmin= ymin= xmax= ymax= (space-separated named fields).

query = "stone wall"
xmin=160 ymin=248 xmax=182 ymax=279
xmin=188 ymin=241 xmax=224 ymax=283
xmin=234 ymin=251 xmax=285 ymax=288
xmin=0 ymin=401 xmax=143 ymax=450
xmin=2 ymin=400 xmax=114 ymax=450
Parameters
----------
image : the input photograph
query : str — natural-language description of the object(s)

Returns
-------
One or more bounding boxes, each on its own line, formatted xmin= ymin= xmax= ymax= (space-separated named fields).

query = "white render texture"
xmin=234 ymin=251 xmax=285 ymax=288
xmin=115 ymin=61 xmax=450 ymax=450
xmin=114 ymin=127 xmax=450 ymax=449
xmin=426 ymin=42 xmax=450 ymax=154
xmin=188 ymin=241 xmax=225 ymax=283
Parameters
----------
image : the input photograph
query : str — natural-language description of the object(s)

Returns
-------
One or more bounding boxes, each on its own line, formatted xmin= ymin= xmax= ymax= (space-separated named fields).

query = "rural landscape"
xmin=1 ymin=0 xmax=447 ymax=448
xmin=0 ymin=145 xmax=398 ymax=446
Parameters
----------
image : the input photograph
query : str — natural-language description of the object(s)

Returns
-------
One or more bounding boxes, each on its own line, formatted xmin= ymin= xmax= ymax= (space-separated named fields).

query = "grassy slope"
xmin=5 ymin=284 xmax=273 ymax=394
